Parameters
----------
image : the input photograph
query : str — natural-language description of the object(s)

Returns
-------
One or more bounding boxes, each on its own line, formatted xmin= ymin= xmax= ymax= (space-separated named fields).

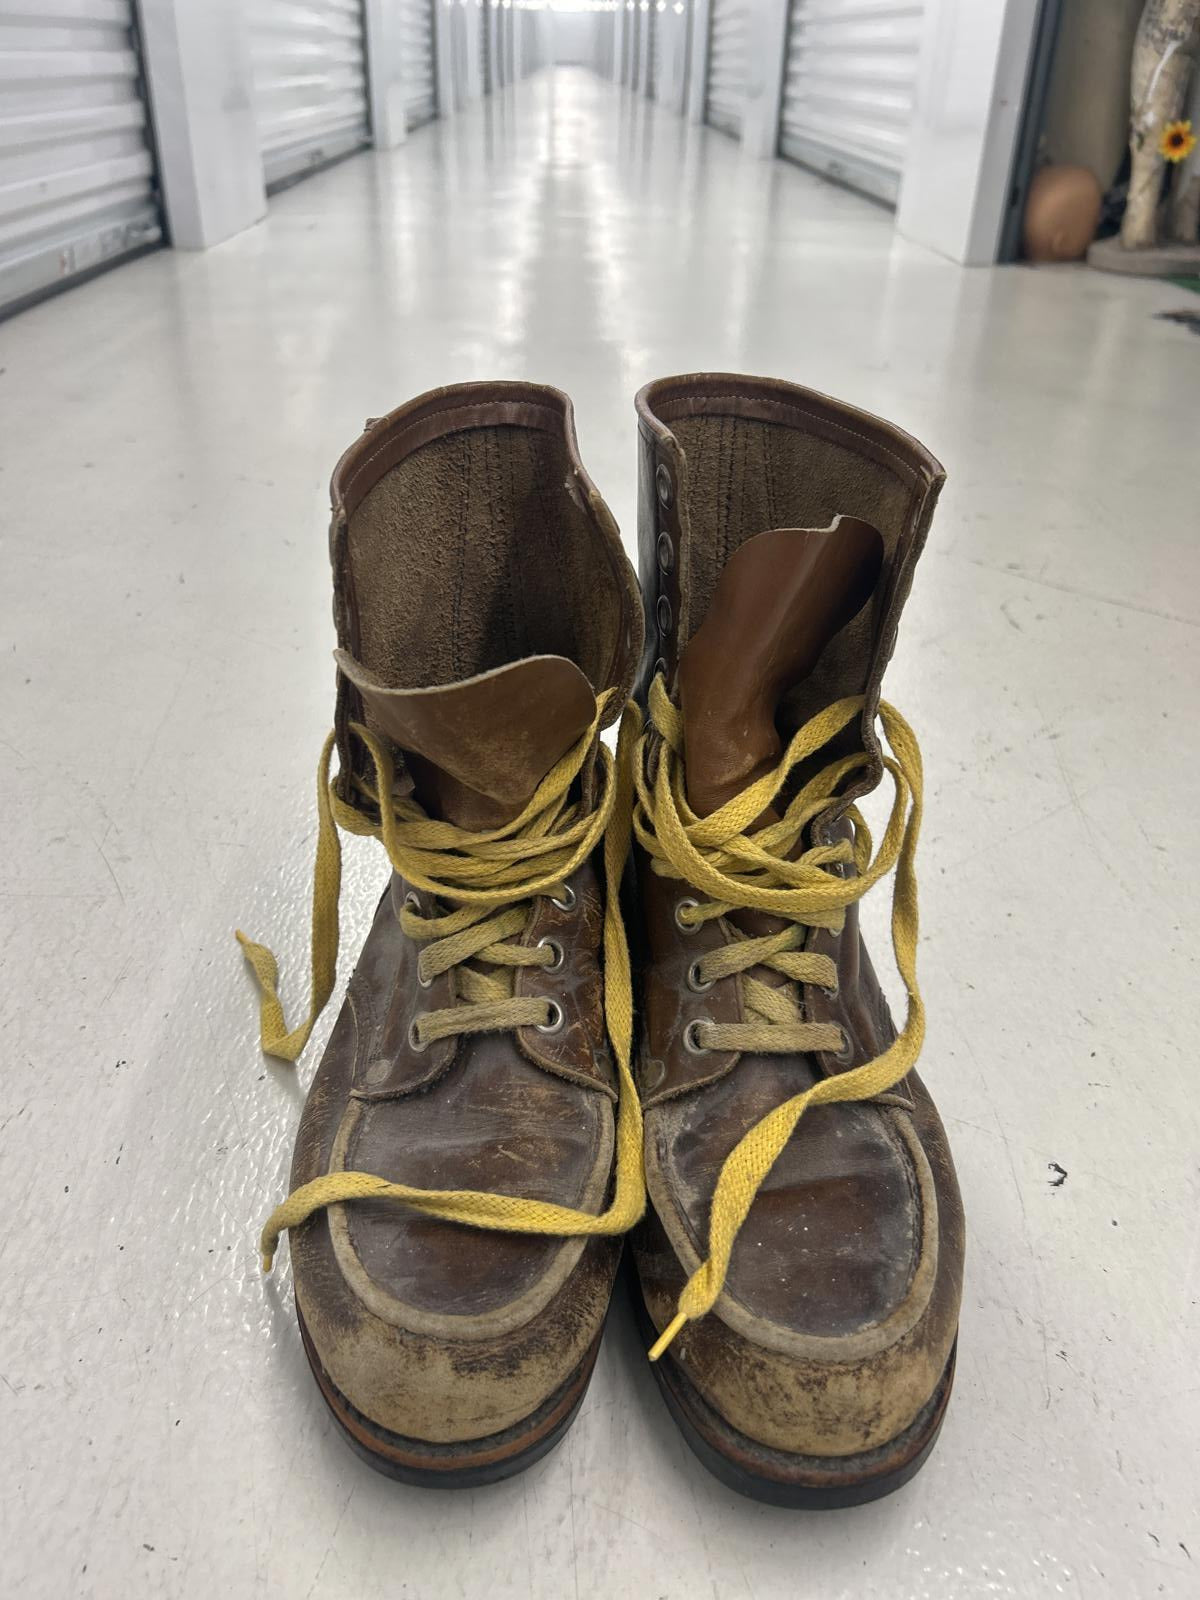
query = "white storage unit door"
xmin=624 ymin=5 xmax=640 ymax=89
xmin=780 ymin=0 xmax=924 ymax=206
xmin=705 ymin=0 xmax=748 ymax=138
xmin=646 ymin=5 xmax=661 ymax=101
xmin=0 ymin=0 xmax=160 ymax=318
xmin=401 ymin=0 xmax=437 ymax=126
xmin=250 ymin=1 xmax=370 ymax=192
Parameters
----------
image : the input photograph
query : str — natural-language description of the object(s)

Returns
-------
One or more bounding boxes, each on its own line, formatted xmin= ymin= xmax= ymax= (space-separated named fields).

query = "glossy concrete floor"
xmin=2 ymin=68 xmax=1197 ymax=1600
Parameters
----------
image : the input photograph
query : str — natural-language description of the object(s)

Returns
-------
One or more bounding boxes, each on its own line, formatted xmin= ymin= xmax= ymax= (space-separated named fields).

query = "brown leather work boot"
xmin=239 ymin=383 xmax=644 ymax=1485
xmin=627 ymin=373 xmax=964 ymax=1506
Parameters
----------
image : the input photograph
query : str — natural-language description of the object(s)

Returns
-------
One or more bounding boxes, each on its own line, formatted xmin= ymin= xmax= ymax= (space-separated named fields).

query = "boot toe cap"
xmin=638 ymin=1098 xmax=963 ymax=1458
xmin=294 ymin=1225 xmax=618 ymax=1445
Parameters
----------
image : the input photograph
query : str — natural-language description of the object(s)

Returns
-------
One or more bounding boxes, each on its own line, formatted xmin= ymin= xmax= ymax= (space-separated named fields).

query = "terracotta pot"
xmin=1023 ymin=164 xmax=1104 ymax=262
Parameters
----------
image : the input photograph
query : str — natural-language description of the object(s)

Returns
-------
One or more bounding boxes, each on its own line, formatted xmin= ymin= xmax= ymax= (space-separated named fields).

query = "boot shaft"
xmin=328 ymin=382 xmax=643 ymax=822
xmin=635 ymin=373 xmax=944 ymax=803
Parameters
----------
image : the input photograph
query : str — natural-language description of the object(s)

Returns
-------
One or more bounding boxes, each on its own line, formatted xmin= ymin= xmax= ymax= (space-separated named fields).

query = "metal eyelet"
xmin=537 ymin=936 xmax=564 ymax=972
xmin=687 ymin=959 xmax=713 ymax=993
xmin=652 ymin=656 xmax=667 ymax=682
xmin=536 ymin=1000 xmax=565 ymax=1035
xmin=683 ymin=1018 xmax=709 ymax=1054
xmin=403 ymin=891 xmax=421 ymax=913
xmin=656 ymin=531 xmax=674 ymax=573
xmin=408 ymin=1018 xmax=428 ymax=1053
xmin=820 ymin=985 xmax=839 ymax=1001
xmin=550 ymin=883 xmax=576 ymax=912
xmin=832 ymin=1029 xmax=854 ymax=1064
xmin=656 ymin=594 xmax=673 ymax=636
xmin=674 ymin=897 xmax=700 ymax=933
xmin=656 ymin=462 xmax=673 ymax=508
xmin=416 ymin=961 xmax=433 ymax=990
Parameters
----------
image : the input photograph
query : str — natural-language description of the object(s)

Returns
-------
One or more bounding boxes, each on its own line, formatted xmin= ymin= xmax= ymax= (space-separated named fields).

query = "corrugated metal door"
xmin=646 ymin=3 xmax=661 ymax=100
xmin=705 ymin=0 xmax=747 ymax=137
xmin=780 ymin=0 xmax=924 ymax=205
xmin=250 ymin=1 xmax=370 ymax=192
xmin=449 ymin=1 xmax=467 ymax=106
xmin=0 ymin=0 xmax=160 ymax=318
xmin=401 ymin=0 xmax=437 ymax=125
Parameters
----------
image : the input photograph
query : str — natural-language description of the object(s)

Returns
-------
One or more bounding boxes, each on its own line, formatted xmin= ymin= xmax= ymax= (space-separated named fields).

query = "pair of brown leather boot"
xmin=240 ymin=375 xmax=964 ymax=1507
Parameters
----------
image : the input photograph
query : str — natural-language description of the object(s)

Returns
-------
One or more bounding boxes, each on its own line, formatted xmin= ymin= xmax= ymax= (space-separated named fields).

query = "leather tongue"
xmin=335 ymin=651 xmax=597 ymax=828
xmin=677 ymin=518 xmax=884 ymax=817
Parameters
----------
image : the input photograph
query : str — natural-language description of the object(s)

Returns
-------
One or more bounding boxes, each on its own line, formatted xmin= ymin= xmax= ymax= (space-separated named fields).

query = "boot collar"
xmin=635 ymin=373 xmax=944 ymax=809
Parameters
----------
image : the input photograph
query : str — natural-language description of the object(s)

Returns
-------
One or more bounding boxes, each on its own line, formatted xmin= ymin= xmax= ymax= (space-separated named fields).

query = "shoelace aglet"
xmin=648 ymin=1311 xmax=687 ymax=1361
xmin=260 ymin=1250 xmax=274 ymax=1274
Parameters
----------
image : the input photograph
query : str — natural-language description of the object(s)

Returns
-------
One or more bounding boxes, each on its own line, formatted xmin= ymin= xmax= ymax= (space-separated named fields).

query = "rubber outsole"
xmin=297 ymin=1302 xmax=603 ymax=1488
xmin=630 ymin=1269 xmax=957 ymax=1508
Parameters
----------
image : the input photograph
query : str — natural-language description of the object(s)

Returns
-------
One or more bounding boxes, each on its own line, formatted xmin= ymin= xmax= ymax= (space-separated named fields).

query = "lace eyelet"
xmin=536 ymin=1000 xmax=565 ymax=1035
xmin=820 ymin=985 xmax=839 ymax=1001
xmin=416 ymin=963 xmax=433 ymax=990
xmin=537 ymin=936 xmax=564 ymax=972
xmin=408 ymin=1018 xmax=428 ymax=1053
xmin=832 ymin=1029 xmax=854 ymax=1064
xmin=675 ymin=897 xmax=700 ymax=933
xmin=550 ymin=883 xmax=576 ymax=913
xmin=683 ymin=1018 xmax=710 ymax=1054
xmin=403 ymin=891 xmax=421 ymax=913
xmin=686 ymin=959 xmax=713 ymax=993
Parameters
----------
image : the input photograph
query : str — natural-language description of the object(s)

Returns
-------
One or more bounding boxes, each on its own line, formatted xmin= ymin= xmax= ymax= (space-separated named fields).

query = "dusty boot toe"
xmin=295 ymin=1230 xmax=619 ymax=1450
xmin=637 ymin=1086 xmax=961 ymax=1453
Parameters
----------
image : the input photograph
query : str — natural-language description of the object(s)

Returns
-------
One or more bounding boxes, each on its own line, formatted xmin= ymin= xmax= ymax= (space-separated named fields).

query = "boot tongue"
xmin=335 ymin=651 xmax=597 ymax=829
xmin=676 ymin=518 xmax=884 ymax=817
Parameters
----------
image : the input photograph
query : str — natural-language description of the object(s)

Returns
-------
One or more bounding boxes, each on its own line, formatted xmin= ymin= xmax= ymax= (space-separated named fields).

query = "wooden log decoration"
xmin=1121 ymin=0 xmax=1200 ymax=250
xmin=1170 ymin=59 xmax=1200 ymax=241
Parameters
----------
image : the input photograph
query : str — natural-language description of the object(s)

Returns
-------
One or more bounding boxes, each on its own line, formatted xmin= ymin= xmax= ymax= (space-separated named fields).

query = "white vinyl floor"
xmin=1 ymin=68 xmax=1197 ymax=1600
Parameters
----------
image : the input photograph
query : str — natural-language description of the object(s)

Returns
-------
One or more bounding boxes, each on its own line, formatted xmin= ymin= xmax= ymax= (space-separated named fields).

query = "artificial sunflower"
xmin=1159 ymin=119 xmax=1196 ymax=163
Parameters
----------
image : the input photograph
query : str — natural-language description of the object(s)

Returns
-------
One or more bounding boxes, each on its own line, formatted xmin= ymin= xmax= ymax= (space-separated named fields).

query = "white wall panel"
xmin=897 ymin=0 xmax=1041 ymax=262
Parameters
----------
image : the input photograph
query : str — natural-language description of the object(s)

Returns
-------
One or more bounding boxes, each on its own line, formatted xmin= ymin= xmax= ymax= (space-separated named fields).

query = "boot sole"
xmin=297 ymin=1300 xmax=603 ymax=1488
xmin=629 ymin=1268 xmax=956 ymax=1508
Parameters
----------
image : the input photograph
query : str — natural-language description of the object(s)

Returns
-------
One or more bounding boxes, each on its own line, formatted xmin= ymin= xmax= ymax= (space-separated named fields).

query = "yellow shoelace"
xmin=631 ymin=675 xmax=924 ymax=1359
xmin=238 ymin=691 xmax=645 ymax=1272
